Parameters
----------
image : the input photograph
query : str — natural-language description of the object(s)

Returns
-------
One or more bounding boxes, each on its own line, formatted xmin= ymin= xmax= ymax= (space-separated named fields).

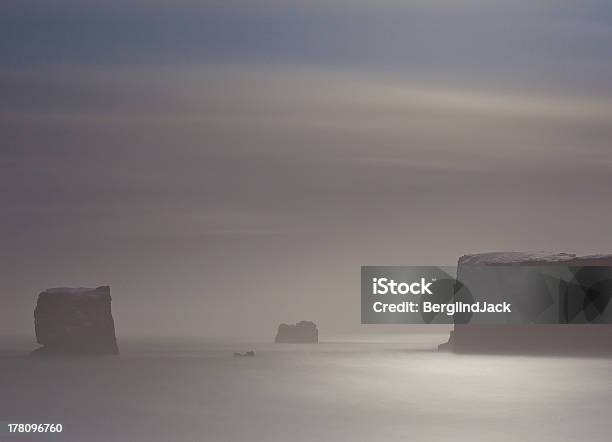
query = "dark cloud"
xmin=1 ymin=1 xmax=612 ymax=94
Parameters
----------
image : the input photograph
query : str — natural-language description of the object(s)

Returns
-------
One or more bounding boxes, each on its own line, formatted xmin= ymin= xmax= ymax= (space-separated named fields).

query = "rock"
xmin=33 ymin=286 xmax=119 ymax=355
xmin=233 ymin=351 xmax=255 ymax=357
xmin=274 ymin=321 xmax=318 ymax=343
xmin=440 ymin=252 xmax=612 ymax=355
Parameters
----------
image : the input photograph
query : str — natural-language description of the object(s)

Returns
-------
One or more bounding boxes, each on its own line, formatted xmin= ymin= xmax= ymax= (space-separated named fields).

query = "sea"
xmin=0 ymin=333 xmax=610 ymax=442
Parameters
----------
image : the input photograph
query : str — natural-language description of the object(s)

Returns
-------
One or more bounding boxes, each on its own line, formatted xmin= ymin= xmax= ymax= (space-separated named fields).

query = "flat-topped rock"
xmin=441 ymin=252 xmax=612 ymax=355
xmin=275 ymin=321 xmax=318 ymax=343
xmin=33 ymin=286 xmax=119 ymax=355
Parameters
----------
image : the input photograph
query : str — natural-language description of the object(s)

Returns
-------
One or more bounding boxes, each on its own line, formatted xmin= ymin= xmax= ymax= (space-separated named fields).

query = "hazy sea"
xmin=0 ymin=333 xmax=611 ymax=442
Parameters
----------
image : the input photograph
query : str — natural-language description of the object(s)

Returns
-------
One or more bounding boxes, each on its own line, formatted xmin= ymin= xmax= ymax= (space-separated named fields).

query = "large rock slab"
xmin=274 ymin=321 xmax=318 ymax=343
xmin=441 ymin=252 xmax=612 ymax=355
xmin=33 ymin=286 xmax=119 ymax=355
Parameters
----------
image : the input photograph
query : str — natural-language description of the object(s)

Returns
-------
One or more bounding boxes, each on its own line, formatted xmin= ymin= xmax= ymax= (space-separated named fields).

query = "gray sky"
xmin=2 ymin=0 xmax=612 ymax=338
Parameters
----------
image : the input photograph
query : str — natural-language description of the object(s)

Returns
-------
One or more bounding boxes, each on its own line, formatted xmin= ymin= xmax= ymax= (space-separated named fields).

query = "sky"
xmin=2 ymin=0 xmax=612 ymax=339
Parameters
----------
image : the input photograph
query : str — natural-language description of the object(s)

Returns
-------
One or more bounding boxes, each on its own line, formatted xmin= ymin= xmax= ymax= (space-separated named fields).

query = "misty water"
xmin=1 ymin=333 xmax=611 ymax=442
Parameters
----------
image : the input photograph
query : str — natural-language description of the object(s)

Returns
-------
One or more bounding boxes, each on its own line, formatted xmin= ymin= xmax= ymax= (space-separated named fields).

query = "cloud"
xmin=2 ymin=0 xmax=612 ymax=97
xmin=3 ymin=64 xmax=612 ymax=150
xmin=3 ymin=63 xmax=612 ymax=250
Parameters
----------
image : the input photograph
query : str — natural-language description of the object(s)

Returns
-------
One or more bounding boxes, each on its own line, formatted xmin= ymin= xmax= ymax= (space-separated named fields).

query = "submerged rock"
xmin=274 ymin=321 xmax=318 ymax=343
xmin=440 ymin=252 xmax=612 ymax=355
xmin=33 ymin=286 xmax=119 ymax=355
xmin=233 ymin=351 xmax=255 ymax=357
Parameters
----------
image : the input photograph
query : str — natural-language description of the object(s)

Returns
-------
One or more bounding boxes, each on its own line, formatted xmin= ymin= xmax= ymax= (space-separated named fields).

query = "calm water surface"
xmin=0 ymin=334 xmax=610 ymax=441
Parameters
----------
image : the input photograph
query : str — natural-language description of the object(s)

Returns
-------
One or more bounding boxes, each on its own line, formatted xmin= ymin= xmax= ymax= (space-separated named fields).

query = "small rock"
xmin=274 ymin=321 xmax=318 ymax=343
